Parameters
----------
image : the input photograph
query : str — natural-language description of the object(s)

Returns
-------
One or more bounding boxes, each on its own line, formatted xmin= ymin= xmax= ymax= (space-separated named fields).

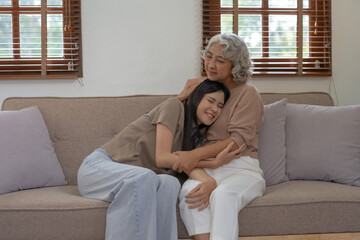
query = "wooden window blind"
xmin=0 ymin=0 xmax=82 ymax=79
xmin=203 ymin=0 xmax=332 ymax=77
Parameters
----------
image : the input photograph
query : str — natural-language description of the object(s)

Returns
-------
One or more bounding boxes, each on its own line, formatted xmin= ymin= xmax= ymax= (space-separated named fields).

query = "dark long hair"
xmin=182 ymin=80 xmax=230 ymax=151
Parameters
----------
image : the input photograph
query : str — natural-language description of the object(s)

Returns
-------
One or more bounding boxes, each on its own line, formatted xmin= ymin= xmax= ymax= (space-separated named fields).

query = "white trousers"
xmin=179 ymin=156 xmax=266 ymax=240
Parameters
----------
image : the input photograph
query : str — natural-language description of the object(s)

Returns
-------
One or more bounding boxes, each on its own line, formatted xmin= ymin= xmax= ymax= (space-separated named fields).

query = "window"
xmin=0 ymin=0 xmax=82 ymax=79
xmin=203 ymin=0 xmax=331 ymax=77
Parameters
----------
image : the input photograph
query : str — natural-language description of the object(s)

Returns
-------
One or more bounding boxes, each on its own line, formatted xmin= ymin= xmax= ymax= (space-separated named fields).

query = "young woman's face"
xmin=204 ymin=42 xmax=233 ymax=86
xmin=196 ymin=90 xmax=225 ymax=126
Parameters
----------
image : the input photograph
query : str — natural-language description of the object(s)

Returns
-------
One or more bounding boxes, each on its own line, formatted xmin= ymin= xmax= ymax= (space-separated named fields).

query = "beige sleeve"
xmin=228 ymin=87 xmax=264 ymax=149
xmin=151 ymin=98 xmax=184 ymax=136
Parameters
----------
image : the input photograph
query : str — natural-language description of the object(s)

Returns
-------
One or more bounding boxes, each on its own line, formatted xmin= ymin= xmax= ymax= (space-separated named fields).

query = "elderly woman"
xmin=175 ymin=33 xmax=266 ymax=240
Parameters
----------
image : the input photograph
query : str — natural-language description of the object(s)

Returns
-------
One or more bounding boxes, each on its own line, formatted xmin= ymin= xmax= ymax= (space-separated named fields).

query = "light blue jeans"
xmin=77 ymin=148 xmax=181 ymax=240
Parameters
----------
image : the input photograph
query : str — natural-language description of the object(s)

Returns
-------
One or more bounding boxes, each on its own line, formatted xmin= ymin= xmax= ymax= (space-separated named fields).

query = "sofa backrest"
xmin=1 ymin=92 xmax=334 ymax=185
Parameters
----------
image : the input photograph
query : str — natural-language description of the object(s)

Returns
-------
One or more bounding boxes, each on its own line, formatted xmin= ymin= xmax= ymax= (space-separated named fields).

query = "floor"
xmin=180 ymin=232 xmax=360 ymax=240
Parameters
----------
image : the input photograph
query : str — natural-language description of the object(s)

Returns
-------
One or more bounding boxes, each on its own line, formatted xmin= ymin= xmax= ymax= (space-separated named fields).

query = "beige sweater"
xmin=203 ymin=83 xmax=264 ymax=159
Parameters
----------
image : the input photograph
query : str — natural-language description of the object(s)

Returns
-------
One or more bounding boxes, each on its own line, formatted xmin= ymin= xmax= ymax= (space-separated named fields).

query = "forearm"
xmin=188 ymin=168 xmax=215 ymax=184
xmin=193 ymin=138 xmax=238 ymax=166
xmin=171 ymin=139 xmax=239 ymax=173
xmin=156 ymin=153 xmax=179 ymax=169
xmin=196 ymin=159 xmax=217 ymax=169
xmin=177 ymin=78 xmax=206 ymax=102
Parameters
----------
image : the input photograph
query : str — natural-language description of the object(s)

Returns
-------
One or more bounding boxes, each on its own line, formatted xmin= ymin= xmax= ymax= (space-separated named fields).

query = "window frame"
xmin=202 ymin=0 xmax=332 ymax=77
xmin=0 ymin=0 xmax=82 ymax=79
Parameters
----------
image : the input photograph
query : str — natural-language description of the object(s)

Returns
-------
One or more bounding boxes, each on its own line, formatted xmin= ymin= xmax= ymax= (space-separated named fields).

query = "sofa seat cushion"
xmin=237 ymin=180 xmax=360 ymax=236
xmin=2 ymin=182 xmax=360 ymax=239
xmin=0 ymin=185 xmax=109 ymax=240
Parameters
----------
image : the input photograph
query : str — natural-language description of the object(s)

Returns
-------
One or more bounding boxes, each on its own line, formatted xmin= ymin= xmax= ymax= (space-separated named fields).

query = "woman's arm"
xmin=196 ymin=142 xmax=245 ymax=169
xmin=156 ymin=123 xmax=217 ymax=211
xmin=185 ymin=168 xmax=217 ymax=211
xmin=155 ymin=122 xmax=243 ymax=170
xmin=182 ymin=143 xmax=244 ymax=211
xmin=155 ymin=123 xmax=180 ymax=168
xmin=176 ymin=78 xmax=206 ymax=102
xmin=172 ymin=138 xmax=240 ymax=173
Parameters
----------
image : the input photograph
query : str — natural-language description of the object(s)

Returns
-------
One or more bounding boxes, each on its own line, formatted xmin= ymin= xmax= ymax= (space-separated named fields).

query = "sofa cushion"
xmin=237 ymin=180 xmax=360 ymax=236
xmin=258 ymin=98 xmax=288 ymax=186
xmin=285 ymin=103 xmax=360 ymax=187
xmin=1 ymin=183 xmax=359 ymax=239
xmin=0 ymin=186 xmax=108 ymax=240
xmin=0 ymin=106 xmax=67 ymax=194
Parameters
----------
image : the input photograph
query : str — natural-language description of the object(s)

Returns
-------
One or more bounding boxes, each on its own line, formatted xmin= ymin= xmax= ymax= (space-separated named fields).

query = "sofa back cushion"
xmin=285 ymin=103 xmax=360 ymax=187
xmin=1 ymin=92 xmax=334 ymax=185
xmin=258 ymin=98 xmax=288 ymax=186
xmin=0 ymin=106 xmax=67 ymax=194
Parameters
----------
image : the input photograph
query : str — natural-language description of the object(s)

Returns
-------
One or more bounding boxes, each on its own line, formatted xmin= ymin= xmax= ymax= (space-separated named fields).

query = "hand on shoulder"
xmin=176 ymin=77 xmax=206 ymax=101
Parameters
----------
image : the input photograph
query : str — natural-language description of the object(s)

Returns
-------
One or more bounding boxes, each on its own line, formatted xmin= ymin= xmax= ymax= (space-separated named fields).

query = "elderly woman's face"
xmin=204 ymin=42 xmax=233 ymax=86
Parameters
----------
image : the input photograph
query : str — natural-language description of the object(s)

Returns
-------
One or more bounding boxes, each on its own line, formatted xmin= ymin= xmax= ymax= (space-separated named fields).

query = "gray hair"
xmin=202 ymin=33 xmax=253 ymax=83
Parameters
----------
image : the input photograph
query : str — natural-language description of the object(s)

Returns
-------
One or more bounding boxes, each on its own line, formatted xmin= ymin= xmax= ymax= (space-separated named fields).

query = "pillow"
xmin=0 ymin=106 xmax=67 ymax=194
xmin=285 ymin=103 xmax=360 ymax=187
xmin=258 ymin=98 xmax=288 ymax=186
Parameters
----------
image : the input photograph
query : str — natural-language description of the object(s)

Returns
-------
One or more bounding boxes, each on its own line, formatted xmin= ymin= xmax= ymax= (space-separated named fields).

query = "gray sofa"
xmin=1 ymin=92 xmax=360 ymax=240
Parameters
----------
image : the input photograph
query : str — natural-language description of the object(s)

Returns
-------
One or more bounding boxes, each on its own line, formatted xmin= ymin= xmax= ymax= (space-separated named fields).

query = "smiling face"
xmin=204 ymin=42 xmax=234 ymax=87
xmin=196 ymin=90 xmax=225 ymax=126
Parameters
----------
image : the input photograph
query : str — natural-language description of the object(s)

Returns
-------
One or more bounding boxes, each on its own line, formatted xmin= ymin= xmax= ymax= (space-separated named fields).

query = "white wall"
xmin=1 ymin=0 xmax=359 ymax=106
xmin=331 ymin=0 xmax=360 ymax=106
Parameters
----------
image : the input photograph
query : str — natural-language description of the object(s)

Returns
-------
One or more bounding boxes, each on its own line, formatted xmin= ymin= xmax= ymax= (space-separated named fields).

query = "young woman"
xmin=175 ymin=33 xmax=266 ymax=240
xmin=77 ymin=80 xmax=231 ymax=240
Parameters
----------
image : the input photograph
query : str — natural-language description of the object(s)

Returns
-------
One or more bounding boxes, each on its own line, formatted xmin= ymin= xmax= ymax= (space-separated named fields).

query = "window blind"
xmin=203 ymin=0 xmax=332 ymax=77
xmin=0 ymin=0 xmax=82 ymax=79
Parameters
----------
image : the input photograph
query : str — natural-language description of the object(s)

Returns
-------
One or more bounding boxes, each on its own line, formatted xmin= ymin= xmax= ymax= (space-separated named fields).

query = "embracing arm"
xmin=155 ymin=123 xmax=180 ymax=168
xmin=181 ymin=143 xmax=244 ymax=211
xmin=156 ymin=123 xmax=217 ymax=210
xmin=196 ymin=141 xmax=245 ymax=169
xmin=155 ymin=122 xmax=241 ymax=170
xmin=194 ymin=138 xmax=238 ymax=167
xmin=172 ymin=137 xmax=241 ymax=173
xmin=155 ymin=121 xmax=243 ymax=170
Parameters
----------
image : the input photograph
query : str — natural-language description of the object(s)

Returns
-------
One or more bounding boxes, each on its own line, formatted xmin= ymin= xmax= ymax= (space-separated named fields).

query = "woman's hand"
xmin=212 ymin=142 xmax=245 ymax=168
xmin=176 ymin=78 xmax=206 ymax=101
xmin=172 ymin=151 xmax=199 ymax=174
xmin=185 ymin=177 xmax=217 ymax=211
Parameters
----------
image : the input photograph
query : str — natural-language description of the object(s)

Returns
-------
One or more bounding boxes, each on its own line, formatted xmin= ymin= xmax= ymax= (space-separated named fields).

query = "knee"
xmin=128 ymin=168 xmax=159 ymax=190
xmin=250 ymin=177 xmax=266 ymax=198
xmin=179 ymin=179 xmax=201 ymax=202
xmin=210 ymin=185 xmax=234 ymax=202
xmin=136 ymin=168 xmax=158 ymax=182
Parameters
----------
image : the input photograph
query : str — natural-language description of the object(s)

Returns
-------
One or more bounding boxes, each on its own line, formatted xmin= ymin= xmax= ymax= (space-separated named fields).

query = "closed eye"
xmin=207 ymin=97 xmax=215 ymax=103
xmin=205 ymin=52 xmax=213 ymax=59
xmin=216 ymin=56 xmax=226 ymax=63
